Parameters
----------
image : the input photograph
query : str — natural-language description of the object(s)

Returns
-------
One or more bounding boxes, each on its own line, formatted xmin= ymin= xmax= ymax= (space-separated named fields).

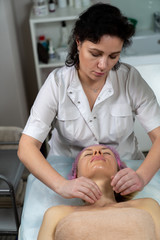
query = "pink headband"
xmin=68 ymin=145 xmax=127 ymax=180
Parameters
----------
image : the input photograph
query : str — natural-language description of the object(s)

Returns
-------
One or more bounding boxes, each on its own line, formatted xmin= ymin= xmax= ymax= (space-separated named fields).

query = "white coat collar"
xmin=66 ymin=67 xmax=114 ymax=141
xmin=67 ymin=66 xmax=114 ymax=100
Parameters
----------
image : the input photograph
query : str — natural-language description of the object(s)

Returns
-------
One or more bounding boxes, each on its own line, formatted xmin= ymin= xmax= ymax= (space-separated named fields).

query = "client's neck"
xmin=85 ymin=178 xmax=117 ymax=208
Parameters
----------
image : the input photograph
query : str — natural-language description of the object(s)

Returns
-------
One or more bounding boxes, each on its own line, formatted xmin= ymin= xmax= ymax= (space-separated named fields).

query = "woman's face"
xmin=77 ymin=145 xmax=118 ymax=179
xmin=77 ymin=35 xmax=123 ymax=83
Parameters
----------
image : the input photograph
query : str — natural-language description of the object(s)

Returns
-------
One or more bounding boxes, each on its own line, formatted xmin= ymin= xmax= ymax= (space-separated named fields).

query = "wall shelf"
xmin=29 ymin=6 xmax=86 ymax=89
xmin=30 ymin=6 xmax=85 ymax=23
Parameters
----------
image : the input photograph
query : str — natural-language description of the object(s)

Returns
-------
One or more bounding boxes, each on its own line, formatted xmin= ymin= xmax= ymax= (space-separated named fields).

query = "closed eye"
xmin=103 ymin=152 xmax=111 ymax=155
xmin=91 ymin=53 xmax=101 ymax=57
xmin=84 ymin=153 xmax=92 ymax=157
xmin=109 ymin=54 xmax=119 ymax=59
xmin=89 ymin=50 xmax=102 ymax=57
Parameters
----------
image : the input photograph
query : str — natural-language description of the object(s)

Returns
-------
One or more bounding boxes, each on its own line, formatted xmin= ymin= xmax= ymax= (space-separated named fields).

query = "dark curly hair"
xmin=65 ymin=3 xmax=135 ymax=70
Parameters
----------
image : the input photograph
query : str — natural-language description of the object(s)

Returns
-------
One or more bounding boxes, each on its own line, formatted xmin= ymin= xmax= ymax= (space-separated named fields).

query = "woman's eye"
xmin=103 ymin=152 xmax=111 ymax=155
xmin=109 ymin=55 xmax=118 ymax=59
xmin=90 ymin=52 xmax=100 ymax=57
xmin=84 ymin=153 xmax=92 ymax=157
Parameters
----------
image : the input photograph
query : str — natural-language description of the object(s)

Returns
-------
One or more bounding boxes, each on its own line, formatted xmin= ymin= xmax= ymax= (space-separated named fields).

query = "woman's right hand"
xmin=57 ymin=177 xmax=102 ymax=204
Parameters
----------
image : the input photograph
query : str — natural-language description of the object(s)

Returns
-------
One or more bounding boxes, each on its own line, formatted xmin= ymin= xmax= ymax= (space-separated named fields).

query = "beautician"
xmin=18 ymin=3 xmax=160 ymax=204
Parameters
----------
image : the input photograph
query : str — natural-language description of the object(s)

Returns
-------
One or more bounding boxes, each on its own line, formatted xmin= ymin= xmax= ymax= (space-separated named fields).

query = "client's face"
xmin=77 ymin=145 xmax=118 ymax=179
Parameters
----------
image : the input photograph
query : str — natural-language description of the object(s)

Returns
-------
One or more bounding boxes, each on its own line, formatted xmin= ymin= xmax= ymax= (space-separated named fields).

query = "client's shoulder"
xmin=130 ymin=198 xmax=159 ymax=208
xmin=129 ymin=198 xmax=160 ymax=219
xmin=43 ymin=205 xmax=76 ymax=231
xmin=46 ymin=205 xmax=76 ymax=218
xmin=132 ymin=198 xmax=160 ymax=239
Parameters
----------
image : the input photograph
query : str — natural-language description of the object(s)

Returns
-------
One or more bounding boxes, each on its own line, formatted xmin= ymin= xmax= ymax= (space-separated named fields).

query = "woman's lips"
xmin=94 ymin=71 xmax=105 ymax=76
xmin=91 ymin=156 xmax=106 ymax=162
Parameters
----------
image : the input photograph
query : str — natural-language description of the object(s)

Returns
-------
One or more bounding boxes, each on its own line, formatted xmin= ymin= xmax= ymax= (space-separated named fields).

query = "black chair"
xmin=0 ymin=127 xmax=24 ymax=237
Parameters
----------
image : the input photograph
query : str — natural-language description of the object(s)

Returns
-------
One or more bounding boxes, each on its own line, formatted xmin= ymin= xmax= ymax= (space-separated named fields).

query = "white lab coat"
xmin=23 ymin=64 xmax=160 ymax=160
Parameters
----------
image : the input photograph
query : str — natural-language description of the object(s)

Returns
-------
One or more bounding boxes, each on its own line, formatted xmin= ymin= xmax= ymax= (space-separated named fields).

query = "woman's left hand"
xmin=110 ymin=168 xmax=144 ymax=195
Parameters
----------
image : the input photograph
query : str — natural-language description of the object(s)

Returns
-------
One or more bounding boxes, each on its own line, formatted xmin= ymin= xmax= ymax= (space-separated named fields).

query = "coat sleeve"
xmin=23 ymin=70 xmax=59 ymax=143
xmin=127 ymin=66 xmax=160 ymax=133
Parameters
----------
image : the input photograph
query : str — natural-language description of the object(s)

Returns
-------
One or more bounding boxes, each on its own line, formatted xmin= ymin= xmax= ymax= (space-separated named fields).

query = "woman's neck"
xmin=85 ymin=179 xmax=117 ymax=208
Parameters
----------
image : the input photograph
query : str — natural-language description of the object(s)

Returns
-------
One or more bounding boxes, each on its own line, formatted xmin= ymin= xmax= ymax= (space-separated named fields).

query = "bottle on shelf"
xmin=37 ymin=35 xmax=49 ymax=64
xmin=48 ymin=0 xmax=56 ymax=12
xmin=38 ymin=35 xmax=48 ymax=49
xmin=33 ymin=0 xmax=48 ymax=16
xmin=58 ymin=0 xmax=67 ymax=8
xmin=55 ymin=21 xmax=68 ymax=62
xmin=60 ymin=21 xmax=68 ymax=47
xmin=48 ymin=39 xmax=56 ymax=61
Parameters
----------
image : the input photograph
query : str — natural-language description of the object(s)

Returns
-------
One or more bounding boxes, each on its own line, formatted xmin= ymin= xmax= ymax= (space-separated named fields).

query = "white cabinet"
xmin=29 ymin=6 xmax=86 ymax=89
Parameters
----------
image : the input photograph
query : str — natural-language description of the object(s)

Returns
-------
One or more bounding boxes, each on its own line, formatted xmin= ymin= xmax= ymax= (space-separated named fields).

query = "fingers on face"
xmin=77 ymin=187 xmax=98 ymax=203
xmin=113 ymin=179 xmax=130 ymax=193
xmin=73 ymin=177 xmax=102 ymax=203
xmin=111 ymin=168 xmax=129 ymax=187
xmin=112 ymin=170 xmax=145 ymax=196
xmin=77 ymin=191 xmax=95 ymax=204
xmin=78 ymin=177 xmax=102 ymax=194
xmin=111 ymin=169 xmax=129 ymax=189
xmin=112 ymin=168 xmax=140 ymax=194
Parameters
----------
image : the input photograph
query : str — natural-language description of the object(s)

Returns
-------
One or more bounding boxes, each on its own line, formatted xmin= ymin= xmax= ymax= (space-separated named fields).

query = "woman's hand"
xmin=57 ymin=176 xmax=102 ymax=204
xmin=111 ymin=168 xmax=145 ymax=195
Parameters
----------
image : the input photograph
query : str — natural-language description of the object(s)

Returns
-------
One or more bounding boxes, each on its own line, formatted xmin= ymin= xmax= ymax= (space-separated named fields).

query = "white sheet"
xmin=18 ymin=156 xmax=160 ymax=240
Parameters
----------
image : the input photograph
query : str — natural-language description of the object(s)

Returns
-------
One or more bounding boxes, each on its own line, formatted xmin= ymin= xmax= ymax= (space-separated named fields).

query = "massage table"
xmin=18 ymin=155 xmax=160 ymax=240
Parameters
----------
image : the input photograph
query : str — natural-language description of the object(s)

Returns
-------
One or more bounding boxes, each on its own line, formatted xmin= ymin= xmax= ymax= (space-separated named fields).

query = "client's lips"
xmin=91 ymin=156 xmax=106 ymax=162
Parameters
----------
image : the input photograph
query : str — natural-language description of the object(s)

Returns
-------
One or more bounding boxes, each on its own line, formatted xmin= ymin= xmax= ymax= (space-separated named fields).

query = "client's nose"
xmin=94 ymin=150 xmax=102 ymax=155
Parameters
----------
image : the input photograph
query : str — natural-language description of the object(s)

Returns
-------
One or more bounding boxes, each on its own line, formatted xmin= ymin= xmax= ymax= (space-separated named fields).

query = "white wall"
xmin=110 ymin=0 xmax=160 ymax=31
xmin=0 ymin=0 xmax=28 ymax=128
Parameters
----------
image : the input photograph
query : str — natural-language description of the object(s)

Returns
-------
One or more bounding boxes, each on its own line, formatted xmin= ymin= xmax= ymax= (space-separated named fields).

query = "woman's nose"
xmin=94 ymin=150 xmax=102 ymax=155
xmin=98 ymin=57 xmax=107 ymax=70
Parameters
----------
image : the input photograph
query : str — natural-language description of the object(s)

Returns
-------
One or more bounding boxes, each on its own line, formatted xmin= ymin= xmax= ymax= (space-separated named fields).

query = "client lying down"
xmin=38 ymin=145 xmax=160 ymax=240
